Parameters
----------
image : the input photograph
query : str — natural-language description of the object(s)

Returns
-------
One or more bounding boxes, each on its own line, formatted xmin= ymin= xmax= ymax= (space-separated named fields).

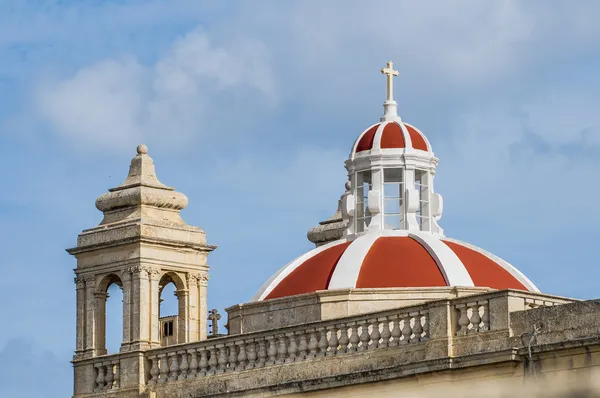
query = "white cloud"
xmin=35 ymin=28 xmax=277 ymax=152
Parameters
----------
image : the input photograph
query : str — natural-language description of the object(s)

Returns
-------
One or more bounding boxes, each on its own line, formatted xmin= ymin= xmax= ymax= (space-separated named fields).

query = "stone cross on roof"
xmin=381 ymin=61 xmax=399 ymax=102
xmin=208 ymin=309 xmax=221 ymax=336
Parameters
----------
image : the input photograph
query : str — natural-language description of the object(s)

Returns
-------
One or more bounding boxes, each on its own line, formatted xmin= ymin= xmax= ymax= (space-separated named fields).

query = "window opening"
xmin=355 ymin=170 xmax=372 ymax=232
xmin=383 ymin=168 xmax=403 ymax=229
xmin=415 ymin=169 xmax=430 ymax=230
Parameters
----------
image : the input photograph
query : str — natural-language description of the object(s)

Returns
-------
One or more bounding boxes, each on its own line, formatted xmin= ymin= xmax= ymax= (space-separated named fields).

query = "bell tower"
xmin=68 ymin=145 xmax=215 ymax=395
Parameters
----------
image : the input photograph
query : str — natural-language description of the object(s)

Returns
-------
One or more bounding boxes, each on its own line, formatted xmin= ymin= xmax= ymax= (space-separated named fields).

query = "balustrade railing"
xmin=93 ymin=355 xmax=120 ymax=393
xmin=455 ymin=300 xmax=490 ymax=335
xmin=453 ymin=291 xmax=571 ymax=336
xmin=146 ymin=307 xmax=429 ymax=384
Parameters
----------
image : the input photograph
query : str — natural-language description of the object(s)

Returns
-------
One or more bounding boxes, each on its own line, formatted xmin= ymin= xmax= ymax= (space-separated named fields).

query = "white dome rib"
xmin=251 ymin=239 xmax=346 ymax=301
xmin=409 ymin=232 xmax=474 ymax=286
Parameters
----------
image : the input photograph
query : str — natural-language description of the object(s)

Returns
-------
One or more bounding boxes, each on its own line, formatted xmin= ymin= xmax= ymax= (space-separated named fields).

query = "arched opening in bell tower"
xmin=158 ymin=273 xmax=186 ymax=346
xmin=97 ymin=274 xmax=123 ymax=355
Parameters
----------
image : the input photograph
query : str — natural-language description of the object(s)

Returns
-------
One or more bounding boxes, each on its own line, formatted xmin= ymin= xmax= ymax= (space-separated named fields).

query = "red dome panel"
xmin=405 ymin=124 xmax=428 ymax=151
xmin=443 ymin=241 xmax=527 ymax=290
xmin=265 ymin=242 xmax=351 ymax=300
xmin=380 ymin=122 xmax=406 ymax=149
xmin=356 ymin=237 xmax=447 ymax=288
xmin=356 ymin=124 xmax=380 ymax=152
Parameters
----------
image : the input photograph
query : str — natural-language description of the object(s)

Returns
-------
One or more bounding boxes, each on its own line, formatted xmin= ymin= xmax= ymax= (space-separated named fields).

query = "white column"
xmin=367 ymin=167 xmax=383 ymax=232
xmin=404 ymin=168 xmax=419 ymax=231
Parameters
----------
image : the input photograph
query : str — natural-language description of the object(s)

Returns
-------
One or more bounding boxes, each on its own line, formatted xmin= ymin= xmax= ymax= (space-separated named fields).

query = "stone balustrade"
xmin=146 ymin=306 xmax=429 ymax=385
xmin=455 ymin=300 xmax=490 ymax=335
xmin=452 ymin=291 xmax=572 ymax=336
xmin=92 ymin=354 xmax=120 ymax=393
xmin=77 ymin=289 xmax=573 ymax=395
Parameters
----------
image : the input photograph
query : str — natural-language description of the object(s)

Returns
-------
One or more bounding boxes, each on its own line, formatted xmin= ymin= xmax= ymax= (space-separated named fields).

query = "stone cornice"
xmin=66 ymin=235 xmax=217 ymax=255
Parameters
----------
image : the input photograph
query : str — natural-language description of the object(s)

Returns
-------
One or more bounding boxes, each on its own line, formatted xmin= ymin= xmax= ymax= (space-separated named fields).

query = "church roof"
xmin=253 ymin=232 xmax=538 ymax=301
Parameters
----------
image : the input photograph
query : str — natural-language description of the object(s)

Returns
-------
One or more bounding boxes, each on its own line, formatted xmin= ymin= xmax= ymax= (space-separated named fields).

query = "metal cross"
xmin=381 ymin=61 xmax=399 ymax=102
xmin=208 ymin=309 xmax=221 ymax=335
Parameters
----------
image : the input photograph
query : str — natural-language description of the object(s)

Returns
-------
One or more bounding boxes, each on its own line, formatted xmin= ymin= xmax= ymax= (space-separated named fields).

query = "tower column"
xmin=84 ymin=275 xmax=97 ymax=358
xmin=74 ymin=277 xmax=86 ymax=357
xmin=120 ymin=269 xmax=132 ymax=351
xmin=187 ymin=274 xmax=200 ymax=341
xmin=198 ymin=272 xmax=209 ymax=340
xmin=130 ymin=266 xmax=152 ymax=350
xmin=149 ymin=268 xmax=161 ymax=348
xmin=176 ymin=288 xmax=190 ymax=343
xmin=94 ymin=291 xmax=109 ymax=356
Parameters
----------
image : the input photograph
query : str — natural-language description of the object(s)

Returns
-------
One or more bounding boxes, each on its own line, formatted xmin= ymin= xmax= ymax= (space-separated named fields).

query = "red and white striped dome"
xmin=253 ymin=231 xmax=538 ymax=301
xmin=351 ymin=121 xmax=432 ymax=157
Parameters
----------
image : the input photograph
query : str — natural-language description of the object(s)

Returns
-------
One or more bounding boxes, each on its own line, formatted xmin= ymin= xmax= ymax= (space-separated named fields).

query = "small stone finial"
xmin=136 ymin=144 xmax=148 ymax=155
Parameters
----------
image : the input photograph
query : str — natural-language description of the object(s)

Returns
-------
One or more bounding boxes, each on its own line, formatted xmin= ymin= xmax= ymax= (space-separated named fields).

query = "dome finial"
xmin=380 ymin=61 xmax=401 ymax=122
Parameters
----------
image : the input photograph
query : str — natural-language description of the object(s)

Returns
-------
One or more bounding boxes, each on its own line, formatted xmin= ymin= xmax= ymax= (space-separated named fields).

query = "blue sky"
xmin=1 ymin=1 xmax=600 ymax=396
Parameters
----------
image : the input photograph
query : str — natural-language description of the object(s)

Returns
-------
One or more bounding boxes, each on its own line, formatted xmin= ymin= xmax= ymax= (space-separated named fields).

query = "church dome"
xmin=253 ymin=231 xmax=538 ymax=301
xmin=352 ymin=121 xmax=432 ymax=157
xmin=253 ymin=61 xmax=539 ymax=302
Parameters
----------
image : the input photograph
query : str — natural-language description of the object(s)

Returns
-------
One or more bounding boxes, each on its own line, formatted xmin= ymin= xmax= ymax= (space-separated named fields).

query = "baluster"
xmin=246 ymin=340 xmax=257 ymax=369
xmin=236 ymin=341 xmax=248 ymax=370
xmin=338 ymin=324 xmax=350 ymax=353
xmin=104 ymin=362 xmax=114 ymax=390
xmin=188 ymin=349 xmax=198 ymax=379
xmin=327 ymin=325 xmax=339 ymax=356
xmin=168 ymin=352 xmax=179 ymax=381
xmin=217 ymin=344 xmax=228 ymax=373
xmin=468 ymin=302 xmax=481 ymax=333
xmin=480 ymin=301 xmax=490 ymax=331
xmin=207 ymin=347 xmax=218 ymax=374
xmin=400 ymin=315 xmax=412 ymax=344
xmin=308 ymin=330 xmax=319 ymax=358
xmin=158 ymin=353 xmax=169 ymax=383
xmin=297 ymin=332 xmax=309 ymax=359
xmin=266 ymin=337 xmax=277 ymax=365
xmin=369 ymin=319 xmax=381 ymax=350
xmin=358 ymin=320 xmax=370 ymax=351
xmin=95 ymin=363 xmax=105 ymax=392
xmin=380 ymin=317 xmax=391 ymax=348
xmin=187 ymin=349 xmax=198 ymax=379
xmin=286 ymin=333 xmax=297 ymax=363
xmin=317 ymin=328 xmax=328 ymax=356
xmin=276 ymin=335 xmax=288 ymax=364
xmin=456 ymin=304 xmax=469 ymax=336
xmin=113 ymin=361 xmax=120 ymax=389
xmin=411 ymin=313 xmax=423 ymax=343
xmin=227 ymin=343 xmax=237 ymax=371
xmin=390 ymin=316 xmax=402 ymax=346
xmin=198 ymin=349 xmax=209 ymax=376
xmin=148 ymin=355 xmax=159 ymax=385
xmin=257 ymin=339 xmax=267 ymax=367
xmin=421 ymin=312 xmax=429 ymax=341
xmin=178 ymin=350 xmax=189 ymax=380
xmin=348 ymin=322 xmax=360 ymax=352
